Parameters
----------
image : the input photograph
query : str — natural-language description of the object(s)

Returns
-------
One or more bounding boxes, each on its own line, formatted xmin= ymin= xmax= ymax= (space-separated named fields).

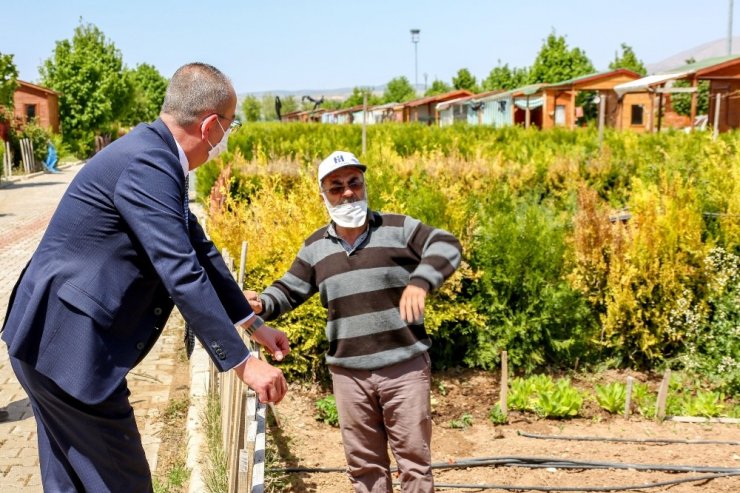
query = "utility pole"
xmin=730 ymin=0 xmax=735 ymax=55
xmin=410 ymin=29 xmax=420 ymax=91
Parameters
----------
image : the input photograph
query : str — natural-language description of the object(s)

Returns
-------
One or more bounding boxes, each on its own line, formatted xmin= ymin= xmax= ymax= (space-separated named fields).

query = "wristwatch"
xmin=245 ymin=315 xmax=264 ymax=337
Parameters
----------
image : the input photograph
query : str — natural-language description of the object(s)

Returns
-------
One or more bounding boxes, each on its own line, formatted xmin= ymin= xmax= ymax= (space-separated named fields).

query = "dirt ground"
xmin=266 ymin=369 xmax=740 ymax=493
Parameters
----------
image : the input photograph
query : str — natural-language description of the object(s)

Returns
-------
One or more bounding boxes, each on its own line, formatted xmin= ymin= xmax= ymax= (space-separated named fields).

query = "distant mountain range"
xmin=238 ymin=38 xmax=740 ymax=102
xmin=646 ymin=36 xmax=740 ymax=73
xmin=236 ymin=83 xmax=425 ymax=106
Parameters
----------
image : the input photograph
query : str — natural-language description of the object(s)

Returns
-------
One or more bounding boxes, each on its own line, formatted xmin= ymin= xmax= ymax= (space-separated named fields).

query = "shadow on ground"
xmin=3 ymin=397 xmax=33 ymax=422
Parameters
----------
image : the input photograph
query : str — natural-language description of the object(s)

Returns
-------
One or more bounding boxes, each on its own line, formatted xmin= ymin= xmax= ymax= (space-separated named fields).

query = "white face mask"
xmin=206 ymin=120 xmax=231 ymax=162
xmin=322 ymin=195 xmax=368 ymax=228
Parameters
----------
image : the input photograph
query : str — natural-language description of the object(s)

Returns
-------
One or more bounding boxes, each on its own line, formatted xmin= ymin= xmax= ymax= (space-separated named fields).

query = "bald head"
xmin=161 ymin=63 xmax=235 ymax=126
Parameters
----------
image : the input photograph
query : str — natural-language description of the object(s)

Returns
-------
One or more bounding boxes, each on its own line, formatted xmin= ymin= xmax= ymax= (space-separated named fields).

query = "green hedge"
xmin=201 ymin=123 xmax=740 ymax=392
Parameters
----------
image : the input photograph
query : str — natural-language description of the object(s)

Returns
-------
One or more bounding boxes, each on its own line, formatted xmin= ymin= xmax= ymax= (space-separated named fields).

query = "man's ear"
xmin=200 ymin=114 xmax=218 ymax=140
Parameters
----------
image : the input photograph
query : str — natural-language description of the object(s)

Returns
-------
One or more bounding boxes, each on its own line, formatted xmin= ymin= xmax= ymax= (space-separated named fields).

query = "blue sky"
xmin=1 ymin=1 xmax=737 ymax=94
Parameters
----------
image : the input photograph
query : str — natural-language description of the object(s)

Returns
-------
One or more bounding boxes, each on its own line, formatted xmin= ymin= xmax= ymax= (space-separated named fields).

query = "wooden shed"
xmin=436 ymin=90 xmax=504 ymax=126
xmin=12 ymin=80 xmax=60 ymax=133
xmin=437 ymin=94 xmax=476 ymax=126
xmin=394 ymin=90 xmax=473 ymax=124
xmin=543 ymin=69 xmax=642 ymax=129
xmin=510 ymin=84 xmax=548 ymax=128
xmin=613 ymin=55 xmax=740 ymax=133
xmin=475 ymin=90 xmax=517 ymax=127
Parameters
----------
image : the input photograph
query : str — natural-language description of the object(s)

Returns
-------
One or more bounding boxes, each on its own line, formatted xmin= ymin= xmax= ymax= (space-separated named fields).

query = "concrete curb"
xmin=0 ymin=160 xmax=85 ymax=188
xmin=187 ymin=341 xmax=210 ymax=493
xmin=187 ymin=201 xmax=210 ymax=492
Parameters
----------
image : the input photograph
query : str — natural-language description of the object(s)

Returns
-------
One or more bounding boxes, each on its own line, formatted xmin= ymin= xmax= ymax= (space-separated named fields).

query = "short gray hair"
xmin=161 ymin=63 xmax=234 ymax=126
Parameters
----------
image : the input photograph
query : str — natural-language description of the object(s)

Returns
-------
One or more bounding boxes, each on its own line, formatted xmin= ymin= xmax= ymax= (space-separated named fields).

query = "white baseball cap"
xmin=318 ymin=151 xmax=366 ymax=185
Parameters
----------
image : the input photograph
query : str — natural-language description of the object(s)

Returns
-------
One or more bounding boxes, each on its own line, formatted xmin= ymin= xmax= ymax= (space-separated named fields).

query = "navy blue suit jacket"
xmin=2 ymin=119 xmax=251 ymax=404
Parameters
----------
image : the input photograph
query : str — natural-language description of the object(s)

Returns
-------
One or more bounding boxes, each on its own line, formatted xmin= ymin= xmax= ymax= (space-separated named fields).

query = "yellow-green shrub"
xmin=200 ymin=123 xmax=740 ymax=380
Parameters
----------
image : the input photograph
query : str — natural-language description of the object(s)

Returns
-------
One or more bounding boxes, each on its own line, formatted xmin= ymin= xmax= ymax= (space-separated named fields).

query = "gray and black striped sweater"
xmin=259 ymin=210 xmax=462 ymax=370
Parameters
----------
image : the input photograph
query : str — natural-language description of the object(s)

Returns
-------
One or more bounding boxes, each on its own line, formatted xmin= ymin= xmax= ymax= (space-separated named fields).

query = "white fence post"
xmin=20 ymin=138 xmax=36 ymax=173
xmin=3 ymin=141 xmax=12 ymax=179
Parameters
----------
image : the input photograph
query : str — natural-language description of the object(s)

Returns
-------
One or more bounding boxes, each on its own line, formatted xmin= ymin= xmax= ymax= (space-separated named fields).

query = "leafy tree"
xmin=425 ymin=79 xmax=451 ymax=96
xmin=241 ymin=95 xmax=261 ymax=122
xmin=529 ymin=31 xmax=594 ymax=84
xmin=672 ymin=80 xmax=709 ymax=116
xmin=320 ymin=99 xmax=342 ymax=111
xmin=120 ymin=63 xmax=168 ymax=126
xmin=452 ymin=68 xmax=478 ymax=92
xmin=342 ymin=87 xmax=381 ymax=108
xmin=260 ymin=94 xmax=278 ymax=121
xmin=609 ymin=43 xmax=647 ymax=76
xmin=383 ymin=76 xmax=416 ymax=103
xmin=0 ymin=52 xmax=19 ymax=110
xmin=482 ymin=62 xmax=529 ymax=91
xmin=280 ymin=95 xmax=299 ymax=114
xmin=671 ymin=59 xmax=709 ymax=116
xmin=40 ymin=21 xmax=130 ymax=155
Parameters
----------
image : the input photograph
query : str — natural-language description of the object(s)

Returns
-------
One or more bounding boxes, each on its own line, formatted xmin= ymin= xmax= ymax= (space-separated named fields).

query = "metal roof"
xmin=401 ymin=89 xmax=473 ymax=108
xmin=613 ymin=72 xmax=690 ymax=97
xmin=546 ymin=69 xmax=641 ymax=89
xmin=664 ymin=54 xmax=740 ymax=74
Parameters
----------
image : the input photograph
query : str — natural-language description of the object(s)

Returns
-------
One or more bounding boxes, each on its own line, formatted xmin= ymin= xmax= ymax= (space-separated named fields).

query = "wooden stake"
xmin=656 ymin=370 xmax=671 ymax=421
xmin=238 ymin=241 xmax=248 ymax=289
xmin=713 ymin=92 xmax=722 ymax=140
xmin=500 ymin=351 xmax=508 ymax=416
xmin=624 ymin=376 xmax=633 ymax=419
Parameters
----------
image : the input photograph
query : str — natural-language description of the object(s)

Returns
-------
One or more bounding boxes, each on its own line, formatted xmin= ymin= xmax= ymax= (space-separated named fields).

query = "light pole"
xmin=410 ymin=29 xmax=420 ymax=90
xmin=729 ymin=0 xmax=734 ymax=55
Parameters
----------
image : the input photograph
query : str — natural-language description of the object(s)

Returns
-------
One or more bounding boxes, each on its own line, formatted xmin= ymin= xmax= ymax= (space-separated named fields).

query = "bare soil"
xmin=266 ymin=369 xmax=740 ymax=493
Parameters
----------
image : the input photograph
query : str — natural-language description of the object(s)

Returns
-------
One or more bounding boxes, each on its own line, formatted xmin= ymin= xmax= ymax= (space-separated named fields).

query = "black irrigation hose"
xmin=430 ymin=472 xmax=740 ymax=492
xmin=269 ymin=456 xmax=740 ymax=475
xmin=430 ymin=456 xmax=740 ymax=474
xmin=518 ymin=430 xmax=740 ymax=446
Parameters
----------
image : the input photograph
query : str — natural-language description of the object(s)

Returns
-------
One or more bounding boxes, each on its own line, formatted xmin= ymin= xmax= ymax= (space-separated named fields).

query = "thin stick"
xmin=655 ymin=370 xmax=671 ymax=421
xmin=500 ymin=351 xmax=508 ymax=417
xmin=624 ymin=376 xmax=633 ymax=419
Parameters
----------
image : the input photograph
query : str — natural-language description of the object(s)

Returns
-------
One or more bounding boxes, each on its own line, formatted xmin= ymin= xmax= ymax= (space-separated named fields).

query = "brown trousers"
xmin=329 ymin=352 xmax=434 ymax=493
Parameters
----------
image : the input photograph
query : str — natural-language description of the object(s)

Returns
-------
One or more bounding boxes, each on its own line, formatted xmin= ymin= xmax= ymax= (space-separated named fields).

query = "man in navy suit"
xmin=2 ymin=63 xmax=289 ymax=492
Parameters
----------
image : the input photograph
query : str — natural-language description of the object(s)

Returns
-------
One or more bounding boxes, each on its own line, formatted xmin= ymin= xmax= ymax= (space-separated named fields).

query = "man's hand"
xmin=244 ymin=290 xmax=263 ymax=314
xmin=251 ymin=324 xmax=290 ymax=361
xmin=233 ymin=356 xmax=287 ymax=403
xmin=399 ymin=284 xmax=427 ymax=323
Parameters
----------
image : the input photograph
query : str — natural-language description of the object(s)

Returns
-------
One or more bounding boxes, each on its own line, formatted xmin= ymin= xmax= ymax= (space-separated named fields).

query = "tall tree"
xmin=120 ymin=63 xmax=168 ymax=126
xmin=482 ymin=62 xmax=529 ymax=91
xmin=342 ymin=87 xmax=381 ymax=108
xmin=260 ymin=94 xmax=278 ymax=121
xmin=383 ymin=76 xmax=416 ymax=103
xmin=609 ymin=43 xmax=647 ymax=76
xmin=0 ymin=52 xmax=19 ymax=110
xmin=424 ymin=79 xmax=451 ymax=96
xmin=529 ymin=31 xmax=594 ymax=84
xmin=280 ymin=95 xmax=299 ymax=114
xmin=241 ymin=95 xmax=261 ymax=122
xmin=452 ymin=68 xmax=478 ymax=92
xmin=40 ymin=21 xmax=130 ymax=154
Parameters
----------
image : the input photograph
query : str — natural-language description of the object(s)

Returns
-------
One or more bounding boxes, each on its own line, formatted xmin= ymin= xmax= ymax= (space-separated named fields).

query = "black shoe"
xmin=0 ymin=410 xmax=8 ymax=422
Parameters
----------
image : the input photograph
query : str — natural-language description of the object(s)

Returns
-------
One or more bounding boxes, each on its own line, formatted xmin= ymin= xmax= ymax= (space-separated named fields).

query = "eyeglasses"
xmin=322 ymin=178 xmax=365 ymax=197
xmin=215 ymin=113 xmax=242 ymax=131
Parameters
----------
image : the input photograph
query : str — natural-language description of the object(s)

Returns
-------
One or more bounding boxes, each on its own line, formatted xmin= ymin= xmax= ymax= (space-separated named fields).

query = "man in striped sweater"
xmin=246 ymin=150 xmax=461 ymax=492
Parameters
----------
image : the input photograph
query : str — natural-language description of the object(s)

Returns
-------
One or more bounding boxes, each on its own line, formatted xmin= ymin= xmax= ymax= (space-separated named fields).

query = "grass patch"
xmin=202 ymin=392 xmax=228 ymax=493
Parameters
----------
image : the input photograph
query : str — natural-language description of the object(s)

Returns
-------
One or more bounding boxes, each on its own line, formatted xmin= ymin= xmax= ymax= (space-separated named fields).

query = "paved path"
xmin=0 ymin=165 xmax=179 ymax=491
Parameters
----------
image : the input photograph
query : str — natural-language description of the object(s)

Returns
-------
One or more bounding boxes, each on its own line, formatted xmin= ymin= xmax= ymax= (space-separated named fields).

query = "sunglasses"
xmin=322 ymin=178 xmax=365 ymax=197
